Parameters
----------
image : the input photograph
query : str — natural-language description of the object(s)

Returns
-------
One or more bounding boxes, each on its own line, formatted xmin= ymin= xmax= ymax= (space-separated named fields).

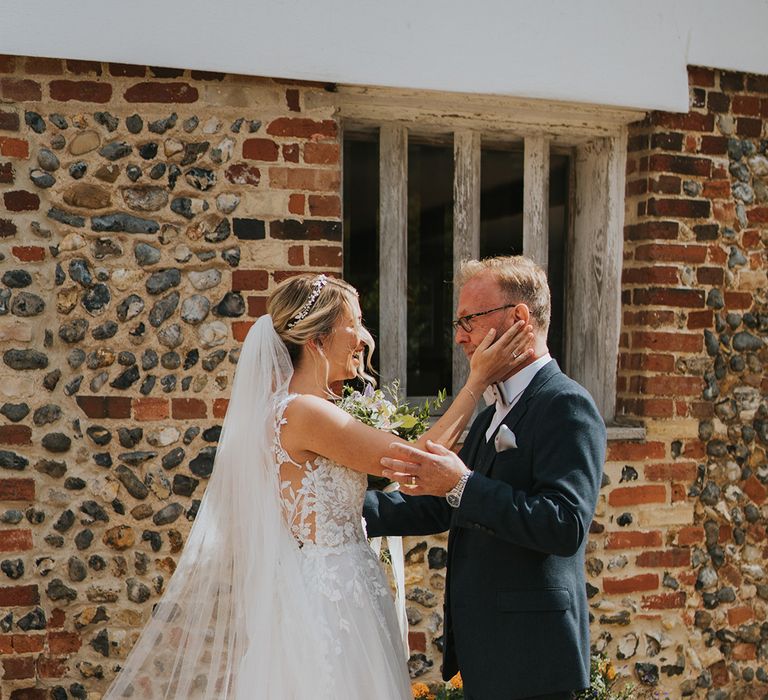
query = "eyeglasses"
xmin=452 ymin=304 xmax=517 ymax=333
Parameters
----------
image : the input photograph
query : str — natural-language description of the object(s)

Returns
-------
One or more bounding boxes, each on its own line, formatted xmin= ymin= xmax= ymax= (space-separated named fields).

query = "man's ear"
xmin=513 ymin=304 xmax=530 ymax=323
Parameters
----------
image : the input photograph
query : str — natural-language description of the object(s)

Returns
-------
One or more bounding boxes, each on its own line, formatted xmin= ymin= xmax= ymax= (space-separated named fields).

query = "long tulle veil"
xmin=105 ymin=315 xmax=329 ymax=699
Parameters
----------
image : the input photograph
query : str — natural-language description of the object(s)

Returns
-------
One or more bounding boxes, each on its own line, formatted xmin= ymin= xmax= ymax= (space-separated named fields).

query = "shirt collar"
xmin=484 ymin=353 xmax=552 ymax=408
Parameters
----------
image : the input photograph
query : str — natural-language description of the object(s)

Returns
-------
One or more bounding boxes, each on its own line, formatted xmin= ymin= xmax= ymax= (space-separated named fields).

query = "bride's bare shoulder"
xmin=282 ymin=393 xmax=342 ymax=423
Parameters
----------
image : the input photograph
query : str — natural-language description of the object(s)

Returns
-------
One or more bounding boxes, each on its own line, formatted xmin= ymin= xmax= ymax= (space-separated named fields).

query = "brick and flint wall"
xmin=0 ymin=56 xmax=767 ymax=698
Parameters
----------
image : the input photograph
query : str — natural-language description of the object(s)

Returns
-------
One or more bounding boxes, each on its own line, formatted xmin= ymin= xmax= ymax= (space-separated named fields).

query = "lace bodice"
xmin=274 ymin=394 xmax=368 ymax=548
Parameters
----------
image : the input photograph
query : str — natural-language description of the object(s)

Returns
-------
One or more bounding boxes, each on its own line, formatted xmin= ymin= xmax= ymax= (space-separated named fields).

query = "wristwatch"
xmin=445 ymin=471 xmax=471 ymax=508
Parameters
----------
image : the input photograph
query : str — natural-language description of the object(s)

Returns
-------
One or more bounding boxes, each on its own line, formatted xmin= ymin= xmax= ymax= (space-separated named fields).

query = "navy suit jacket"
xmin=364 ymin=361 xmax=606 ymax=699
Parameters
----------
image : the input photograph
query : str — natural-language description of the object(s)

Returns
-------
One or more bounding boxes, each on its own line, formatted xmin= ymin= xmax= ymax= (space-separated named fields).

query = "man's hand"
xmin=381 ymin=440 xmax=470 ymax=496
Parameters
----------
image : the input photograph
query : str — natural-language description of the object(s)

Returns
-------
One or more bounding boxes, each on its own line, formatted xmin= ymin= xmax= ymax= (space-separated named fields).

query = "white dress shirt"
xmin=484 ymin=354 xmax=552 ymax=441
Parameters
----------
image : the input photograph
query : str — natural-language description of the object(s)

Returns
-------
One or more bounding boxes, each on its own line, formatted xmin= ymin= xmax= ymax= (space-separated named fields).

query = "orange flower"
xmin=412 ymin=682 xmax=431 ymax=698
xmin=449 ymin=672 xmax=463 ymax=689
xmin=606 ymin=663 xmax=617 ymax=681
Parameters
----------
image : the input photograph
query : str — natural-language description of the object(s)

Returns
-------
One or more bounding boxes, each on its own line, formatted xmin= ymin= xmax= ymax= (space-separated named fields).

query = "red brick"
xmin=727 ymin=606 xmax=754 ymax=626
xmin=746 ymin=74 xmax=768 ymax=93
xmin=0 ymin=138 xmax=29 ymax=159
xmin=47 ymin=631 xmax=81 ymax=655
xmin=747 ymin=206 xmax=768 ymax=224
xmin=732 ymin=643 xmax=757 ymax=661
xmin=0 ymin=479 xmax=35 ymax=502
xmin=212 ymin=399 xmax=229 ymax=419
xmin=636 ymin=549 xmax=691 ymax=567
xmin=225 ymin=163 xmax=261 ymax=186
xmin=269 ymin=167 xmax=340 ymax=192
xmin=632 ymin=287 xmax=704 ymax=308
xmin=607 ymin=441 xmax=666 ymax=461
xmin=641 ymin=591 xmax=686 ymax=609
xmin=632 ymin=331 xmax=702 ymax=353
xmin=3 ymin=655 xmax=35 ymax=680
xmin=603 ymin=573 xmax=658 ymax=594
xmin=243 ymin=138 xmax=279 ymax=161
xmin=650 ymin=132 xmax=683 ymax=151
xmin=0 ymin=79 xmax=42 ymax=102
xmin=270 ymin=219 xmax=342 ymax=242
xmin=49 ymin=80 xmax=112 ymax=103
xmin=0 ymin=162 xmax=14 ymax=184
xmin=232 ymin=321 xmax=255 ymax=342
xmin=109 ymin=62 xmax=145 ymax=77
xmin=24 ymin=57 xmax=63 ymax=75
xmin=619 ymin=352 xmax=675 ymax=372
xmin=190 ymin=70 xmax=225 ymax=81
xmin=307 ymin=194 xmax=341 ymax=217
xmin=647 ymin=198 xmax=710 ymax=219
xmin=676 ymin=526 xmax=704 ymax=545
xmin=0 ymin=110 xmax=19 ymax=132
xmin=706 ymin=91 xmax=730 ymax=112
xmin=0 ymin=633 xmax=12 ymax=653
xmin=618 ymin=397 xmax=675 ymax=419
xmin=688 ymin=66 xmax=715 ymax=87
xmin=246 ymin=296 xmax=268 ymax=318
xmin=288 ymin=245 xmax=304 ymax=266
xmin=640 ymin=375 xmax=703 ymax=397
xmin=0 ymin=55 xmax=16 ymax=73
xmin=644 ymin=462 xmax=698 ymax=482
xmin=11 ymin=246 xmax=44 ymax=262
xmin=49 ymin=609 xmax=65 ymax=629
xmin=0 ymin=425 xmax=31 ymax=445
xmin=651 ymin=112 xmax=714 ymax=132
xmin=648 ymin=154 xmax=712 ymax=177
xmin=75 ymin=395 xmax=132 ymax=419
xmin=304 ymin=142 xmax=340 ymax=165
xmin=133 ymin=398 xmax=169 ymax=422
xmin=608 ymin=485 xmax=666 ymax=507
xmin=232 ymin=269 xmax=268 ymax=291
xmin=731 ymin=95 xmax=761 ymax=116
xmin=3 ymin=190 xmax=39 ymax=212
xmin=0 ymin=219 xmax=17 ymax=237
xmin=634 ymin=243 xmax=707 ymax=263
xmin=724 ymin=291 xmax=754 ymax=309
xmin=408 ymin=630 xmax=426 ymax=653
xmin=285 ymin=88 xmax=300 ymax=112
xmin=743 ymin=475 xmax=767 ymax=505
xmin=0 ymin=584 xmax=39 ymax=606
xmin=282 ymin=143 xmax=300 ymax=163
xmin=288 ymin=193 xmax=304 ymax=215
xmin=696 ymin=267 xmax=724 ymax=286
xmin=309 ymin=245 xmax=342 ymax=267
xmin=124 ymin=82 xmax=198 ymax=103
xmin=171 ymin=398 xmax=207 ymax=419
xmin=626 ymin=178 xmax=647 ymax=196
xmin=65 ymin=59 xmax=102 ymax=75
xmin=266 ymin=117 xmax=337 ymax=139
xmin=13 ymin=634 xmax=44 ymax=654
xmin=605 ymin=531 xmax=662 ymax=549
xmin=649 ymin=175 xmax=679 ymax=195
xmin=0 ymin=529 xmax=33 ymax=552
xmin=736 ymin=117 xmax=762 ymax=138
xmin=36 ymin=655 xmax=68 ymax=679
xmin=699 ymin=135 xmax=728 ymax=155
xmin=9 ymin=688 xmax=49 ymax=700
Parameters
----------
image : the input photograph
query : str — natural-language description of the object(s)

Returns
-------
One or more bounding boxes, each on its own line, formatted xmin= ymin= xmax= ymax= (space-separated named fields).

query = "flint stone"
xmin=181 ymin=141 xmax=210 ymax=166
xmin=148 ymin=113 xmax=177 ymax=134
xmin=44 ymin=369 xmax=61 ymax=390
xmin=92 ymin=238 xmax=122 ymax=259
xmin=214 ymin=292 xmax=245 ymax=317
xmin=99 ymin=141 xmax=132 ymax=161
xmin=64 ymin=183 xmax=111 ymax=210
xmin=198 ymin=321 xmax=227 ymax=348
xmin=68 ymin=557 xmax=87 ymax=582
xmin=33 ymin=404 xmax=62 ymax=426
xmin=185 ymin=167 xmax=216 ymax=191
xmin=205 ymin=218 xmax=231 ymax=243
xmin=168 ymin=164 xmax=181 ymax=189
xmin=0 ymin=450 xmax=28 ymax=470
xmin=119 ymin=451 xmax=157 ymax=466
xmin=47 ymin=578 xmax=77 ymax=602
xmin=25 ymin=110 xmax=45 ymax=133
xmin=210 ymin=136 xmax=234 ymax=164
xmin=42 ymin=433 xmax=71 ymax=453
xmin=69 ymin=161 xmax=87 ymax=179
xmin=94 ymin=164 xmax=120 ymax=182
xmin=183 ymin=349 xmax=199 ymax=369
xmin=138 ymin=142 xmax=158 ymax=160
xmin=81 ymin=284 xmax=110 ymax=314
xmin=153 ymin=503 xmax=183 ymax=525
xmin=126 ymin=114 xmax=143 ymax=134
xmin=162 ymin=447 xmax=185 ymax=470
xmin=2 ymin=270 xmax=31 ymax=288
xmin=110 ymin=365 xmax=140 ymax=390
xmin=10 ymin=292 xmax=44 ymax=317
xmin=0 ymin=403 xmax=30 ymax=422
xmin=116 ymin=294 xmax=144 ymax=322
xmin=189 ymin=446 xmax=216 ymax=478
xmin=161 ymin=351 xmax=180 ymax=369
xmin=86 ymin=426 xmax=111 ymax=447
xmin=222 ymin=247 xmax=241 ymax=267
xmin=127 ymin=165 xmax=142 ymax=182
xmin=38 ymin=148 xmax=60 ymax=172
xmin=733 ymin=332 xmax=764 ymax=352
xmin=118 ymin=427 xmax=143 ymax=448
xmin=158 ymin=324 xmax=183 ymax=348
xmin=146 ymin=427 xmax=178 ymax=448
xmin=114 ymin=465 xmax=148 ymax=499
xmin=48 ymin=207 xmax=85 ymax=227
xmin=135 ymin=242 xmax=161 ymax=267
xmin=216 ymin=193 xmax=240 ymax=214
xmin=149 ymin=163 xmax=166 ymax=179
xmin=30 ymin=169 xmax=55 ymax=188
xmin=92 ymin=320 xmax=118 ymax=340
xmin=91 ymin=213 xmax=159 ymax=234
xmin=188 ymin=269 xmax=221 ymax=290
xmin=171 ymin=196 xmax=209 ymax=219
xmin=126 ymin=577 xmax=151 ymax=604
xmin=146 ymin=269 xmax=181 ymax=295
xmin=103 ymin=525 xmax=135 ymax=550
xmin=75 ymin=529 xmax=94 ymax=550
xmin=121 ymin=185 xmax=169 ymax=212
xmin=181 ymin=294 xmax=210 ymax=324
xmin=4 ymin=348 xmax=48 ymax=369
xmin=69 ymin=130 xmax=100 ymax=156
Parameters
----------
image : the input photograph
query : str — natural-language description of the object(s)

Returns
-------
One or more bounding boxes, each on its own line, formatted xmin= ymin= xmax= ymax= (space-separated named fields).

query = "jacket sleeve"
xmin=452 ymin=389 xmax=606 ymax=556
xmin=363 ymin=490 xmax=452 ymax=537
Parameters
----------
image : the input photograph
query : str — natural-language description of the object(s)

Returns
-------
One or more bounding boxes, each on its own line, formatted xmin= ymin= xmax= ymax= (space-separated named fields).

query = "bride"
xmin=104 ymin=273 xmax=533 ymax=699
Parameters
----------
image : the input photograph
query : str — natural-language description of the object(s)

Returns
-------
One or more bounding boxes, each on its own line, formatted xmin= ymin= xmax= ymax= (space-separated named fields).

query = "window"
xmin=338 ymin=88 xmax=635 ymax=420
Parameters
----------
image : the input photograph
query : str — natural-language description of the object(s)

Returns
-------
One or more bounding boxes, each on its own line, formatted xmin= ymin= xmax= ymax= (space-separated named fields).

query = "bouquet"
xmin=338 ymin=381 xmax=446 ymax=490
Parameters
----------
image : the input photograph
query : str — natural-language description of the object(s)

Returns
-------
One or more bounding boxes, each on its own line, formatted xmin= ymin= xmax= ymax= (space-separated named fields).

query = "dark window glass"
xmin=547 ymin=154 xmax=570 ymax=366
xmin=479 ymin=148 xmax=524 ymax=258
xmin=406 ymin=143 xmax=454 ymax=396
xmin=343 ymin=136 xmax=380 ymax=372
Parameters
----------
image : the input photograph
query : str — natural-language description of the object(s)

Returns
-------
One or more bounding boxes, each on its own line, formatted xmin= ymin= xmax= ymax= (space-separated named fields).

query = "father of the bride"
xmin=364 ymin=255 xmax=606 ymax=700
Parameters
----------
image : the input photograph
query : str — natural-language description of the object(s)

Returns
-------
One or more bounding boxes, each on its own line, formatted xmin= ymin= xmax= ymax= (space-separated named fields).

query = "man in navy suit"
xmin=364 ymin=256 xmax=606 ymax=700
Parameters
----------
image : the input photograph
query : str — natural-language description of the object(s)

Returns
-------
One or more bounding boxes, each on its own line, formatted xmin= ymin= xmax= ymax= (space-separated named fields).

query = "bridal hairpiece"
xmin=287 ymin=275 xmax=328 ymax=329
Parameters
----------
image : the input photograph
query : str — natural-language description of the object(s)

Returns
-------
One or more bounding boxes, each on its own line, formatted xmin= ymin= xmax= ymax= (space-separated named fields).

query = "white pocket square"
xmin=494 ymin=424 xmax=518 ymax=452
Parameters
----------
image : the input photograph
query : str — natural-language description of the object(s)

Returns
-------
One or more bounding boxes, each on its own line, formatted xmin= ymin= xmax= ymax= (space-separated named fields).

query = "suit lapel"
xmin=476 ymin=360 xmax=562 ymax=476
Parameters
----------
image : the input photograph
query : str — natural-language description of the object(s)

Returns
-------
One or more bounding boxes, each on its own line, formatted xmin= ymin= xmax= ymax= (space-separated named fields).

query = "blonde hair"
xmin=267 ymin=274 xmax=375 ymax=385
xmin=459 ymin=256 xmax=551 ymax=332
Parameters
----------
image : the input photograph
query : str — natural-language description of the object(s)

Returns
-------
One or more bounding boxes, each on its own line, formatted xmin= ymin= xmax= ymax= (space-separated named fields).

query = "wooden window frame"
xmin=327 ymin=86 xmax=643 ymax=428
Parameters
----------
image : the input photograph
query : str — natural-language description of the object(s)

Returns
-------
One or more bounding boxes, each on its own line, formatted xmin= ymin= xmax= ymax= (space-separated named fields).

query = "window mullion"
xmin=523 ymin=134 xmax=550 ymax=272
xmin=379 ymin=125 xmax=408 ymax=391
xmin=452 ymin=130 xmax=481 ymax=395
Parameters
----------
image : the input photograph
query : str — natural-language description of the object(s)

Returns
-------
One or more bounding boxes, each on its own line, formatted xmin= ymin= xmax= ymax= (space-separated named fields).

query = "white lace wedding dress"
xmin=273 ymin=394 xmax=412 ymax=699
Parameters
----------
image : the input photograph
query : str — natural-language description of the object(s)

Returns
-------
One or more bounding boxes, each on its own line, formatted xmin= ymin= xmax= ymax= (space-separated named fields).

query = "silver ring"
xmin=409 ymin=476 xmax=416 ymax=486
xmin=513 ymin=351 xmax=519 ymax=359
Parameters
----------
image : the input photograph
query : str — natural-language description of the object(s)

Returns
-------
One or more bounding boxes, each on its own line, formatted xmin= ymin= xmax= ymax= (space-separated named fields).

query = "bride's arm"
xmin=281 ymin=321 xmax=533 ymax=476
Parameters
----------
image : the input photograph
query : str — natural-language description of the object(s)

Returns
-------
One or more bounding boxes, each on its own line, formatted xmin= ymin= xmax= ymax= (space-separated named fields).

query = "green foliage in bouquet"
xmin=337 ymin=381 xmax=446 ymax=490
